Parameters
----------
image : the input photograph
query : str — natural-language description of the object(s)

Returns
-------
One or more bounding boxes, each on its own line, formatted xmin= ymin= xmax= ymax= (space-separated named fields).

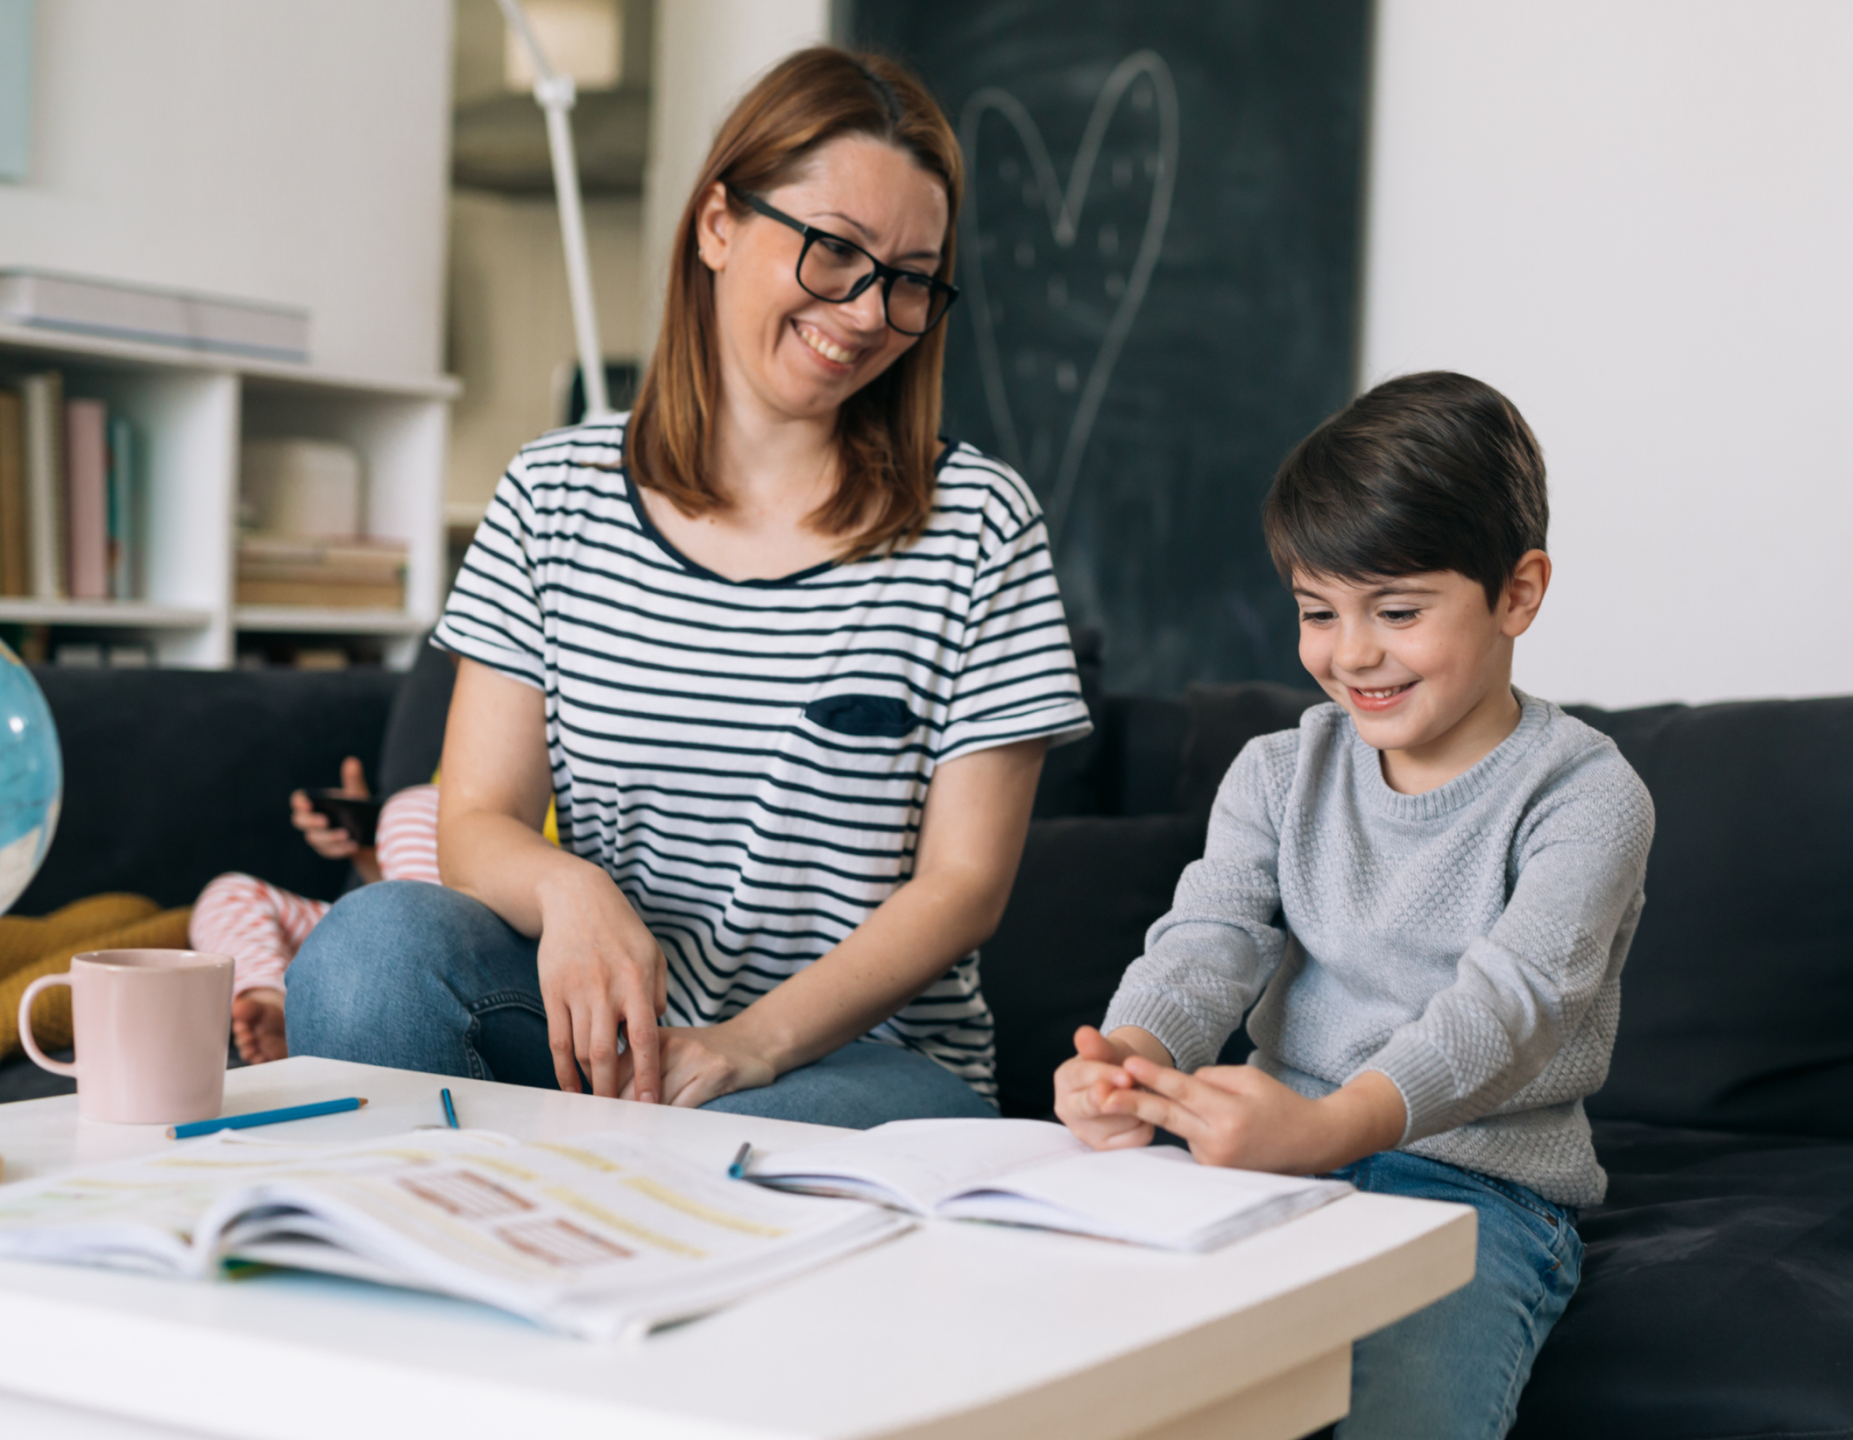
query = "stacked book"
xmin=236 ymin=533 xmax=406 ymax=609
xmin=1 ymin=270 xmax=310 ymax=364
xmin=0 ymin=369 xmax=137 ymax=601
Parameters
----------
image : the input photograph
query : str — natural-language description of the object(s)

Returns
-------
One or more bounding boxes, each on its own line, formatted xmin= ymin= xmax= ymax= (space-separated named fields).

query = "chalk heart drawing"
xmin=959 ymin=51 xmax=1178 ymax=549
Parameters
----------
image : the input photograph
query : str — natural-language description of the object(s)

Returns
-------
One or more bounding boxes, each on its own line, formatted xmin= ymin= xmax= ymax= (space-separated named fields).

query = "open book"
xmin=0 ymin=1129 xmax=906 ymax=1340
xmin=747 ymin=1119 xmax=1353 ymax=1252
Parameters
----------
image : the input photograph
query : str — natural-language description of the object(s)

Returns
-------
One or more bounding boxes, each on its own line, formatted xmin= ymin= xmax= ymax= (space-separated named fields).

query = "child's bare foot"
xmin=231 ymin=988 xmax=289 ymax=1064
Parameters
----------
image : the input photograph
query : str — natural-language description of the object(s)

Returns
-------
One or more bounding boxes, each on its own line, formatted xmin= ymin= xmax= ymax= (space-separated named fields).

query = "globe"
xmin=0 ymin=639 xmax=62 ymax=915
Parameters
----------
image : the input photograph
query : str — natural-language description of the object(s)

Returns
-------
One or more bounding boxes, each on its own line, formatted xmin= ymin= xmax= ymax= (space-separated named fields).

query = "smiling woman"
xmin=282 ymin=49 xmax=1094 ymax=1128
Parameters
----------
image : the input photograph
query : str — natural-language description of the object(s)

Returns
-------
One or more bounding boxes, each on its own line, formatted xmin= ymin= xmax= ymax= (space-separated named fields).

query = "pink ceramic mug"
xmin=18 ymin=949 xmax=234 ymax=1125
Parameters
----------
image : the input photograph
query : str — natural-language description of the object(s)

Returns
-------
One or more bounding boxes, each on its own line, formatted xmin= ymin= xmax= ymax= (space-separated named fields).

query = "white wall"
xmin=0 ymin=0 xmax=453 ymax=382
xmin=1361 ymin=0 xmax=1853 ymax=707
xmin=639 ymin=0 xmax=831 ymax=353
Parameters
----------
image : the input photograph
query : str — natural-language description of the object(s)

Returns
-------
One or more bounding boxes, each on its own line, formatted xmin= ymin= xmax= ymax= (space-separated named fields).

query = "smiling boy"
xmin=1054 ymin=372 xmax=1655 ymax=1438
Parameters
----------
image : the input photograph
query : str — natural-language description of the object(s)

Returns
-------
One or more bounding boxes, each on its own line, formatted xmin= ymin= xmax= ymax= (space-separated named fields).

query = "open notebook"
xmin=0 ymin=1129 xmax=906 ymax=1340
xmin=747 ymin=1119 xmax=1353 ymax=1252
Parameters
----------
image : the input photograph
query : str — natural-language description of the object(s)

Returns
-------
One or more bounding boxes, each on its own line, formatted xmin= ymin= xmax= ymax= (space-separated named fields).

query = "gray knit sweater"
xmin=1101 ymin=691 xmax=1654 ymax=1207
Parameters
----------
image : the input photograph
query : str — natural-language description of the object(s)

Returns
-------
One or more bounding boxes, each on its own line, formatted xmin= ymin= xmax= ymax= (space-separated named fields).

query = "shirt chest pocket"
xmin=802 ymin=693 xmax=920 ymax=739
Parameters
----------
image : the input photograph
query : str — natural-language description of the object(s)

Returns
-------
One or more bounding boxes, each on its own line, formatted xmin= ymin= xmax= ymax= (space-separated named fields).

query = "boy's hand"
xmin=1054 ymin=1025 xmax=1173 ymax=1150
xmin=290 ymin=757 xmax=382 ymax=883
xmin=1102 ymin=1058 xmax=1407 ymax=1174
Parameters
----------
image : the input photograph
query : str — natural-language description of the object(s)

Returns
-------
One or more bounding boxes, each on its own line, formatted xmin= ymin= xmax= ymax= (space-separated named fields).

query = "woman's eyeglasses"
xmin=728 ymin=186 xmax=959 ymax=337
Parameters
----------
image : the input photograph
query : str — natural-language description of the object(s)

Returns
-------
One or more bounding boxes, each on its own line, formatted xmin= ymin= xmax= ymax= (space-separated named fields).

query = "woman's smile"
xmin=792 ymin=319 xmax=859 ymax=370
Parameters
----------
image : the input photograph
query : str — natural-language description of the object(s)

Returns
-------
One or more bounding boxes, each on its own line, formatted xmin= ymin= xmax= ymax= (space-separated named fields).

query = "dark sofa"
xmin=4 ymin=640 xmax=1850 ymax=1437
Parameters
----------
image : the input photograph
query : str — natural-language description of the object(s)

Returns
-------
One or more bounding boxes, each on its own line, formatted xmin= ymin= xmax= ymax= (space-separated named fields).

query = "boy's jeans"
xmin=1329 ymin=1151 xmax=1582 ymax=1440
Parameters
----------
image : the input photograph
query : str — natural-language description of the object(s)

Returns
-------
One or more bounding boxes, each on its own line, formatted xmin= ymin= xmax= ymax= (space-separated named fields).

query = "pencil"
xmin=167 ymin=1097 xmax=366 ymax=1140
xmin=441 ymin=1087 xmax=460 ymax=1129
xmin=728 ymin=1142 xmax=753 ymax=1179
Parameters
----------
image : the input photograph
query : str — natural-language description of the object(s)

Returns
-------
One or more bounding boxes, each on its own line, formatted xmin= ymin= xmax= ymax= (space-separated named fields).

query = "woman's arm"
xmin=437 ymin=658 xmax=668 ymax=1101
xmin=635 ymin=736 xmax=1049 ymax=1107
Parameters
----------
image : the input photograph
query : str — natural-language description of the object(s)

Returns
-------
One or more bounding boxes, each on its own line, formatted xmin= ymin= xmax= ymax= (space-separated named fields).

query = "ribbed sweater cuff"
xmin=1100 ymin=991 xmax=1216 ymax=1073
xmin=1354 ymin=1032 xmax=1459 ymax=1146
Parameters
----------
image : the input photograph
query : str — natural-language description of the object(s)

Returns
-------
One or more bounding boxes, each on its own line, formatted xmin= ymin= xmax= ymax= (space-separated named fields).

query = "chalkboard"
xmin=853 ymin=0 xmax=1369 ymax=694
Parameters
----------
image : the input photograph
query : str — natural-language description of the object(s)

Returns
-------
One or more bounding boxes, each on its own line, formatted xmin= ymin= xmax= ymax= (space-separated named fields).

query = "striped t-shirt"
xmin=434 ymin=416 xmax=1091 ymax=1096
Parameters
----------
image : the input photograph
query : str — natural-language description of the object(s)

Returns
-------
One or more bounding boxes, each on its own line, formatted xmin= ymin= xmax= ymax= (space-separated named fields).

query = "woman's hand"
xmin=623 ymin=1019 xmax=777 ymax=1109
xmin=1054 ymin=1025 xmax=1173 ymax=1150
xmin=534 ymin=865 xmax=669 ymax=1100
xmin=290 ymin=756 xmax=381 ymax=883
xmin=1099 ymin=1059 xmax=1407 ymax=1174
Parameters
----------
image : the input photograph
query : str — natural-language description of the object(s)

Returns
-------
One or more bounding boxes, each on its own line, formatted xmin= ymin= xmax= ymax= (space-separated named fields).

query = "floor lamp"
xmin=494 ymin=0 xmax=613 ymax=420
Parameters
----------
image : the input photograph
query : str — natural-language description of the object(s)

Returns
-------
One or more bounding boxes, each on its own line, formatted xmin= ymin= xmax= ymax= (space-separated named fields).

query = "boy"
xmin=1055 ymin=372 xmax=1654 ymax=1439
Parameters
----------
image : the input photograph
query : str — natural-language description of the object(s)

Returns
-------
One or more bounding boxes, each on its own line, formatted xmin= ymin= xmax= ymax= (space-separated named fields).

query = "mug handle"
xmin=18 ymin=975 xmax=78 ymax=1078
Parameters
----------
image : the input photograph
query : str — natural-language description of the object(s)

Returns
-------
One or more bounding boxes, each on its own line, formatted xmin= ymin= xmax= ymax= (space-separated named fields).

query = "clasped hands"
xmin=535 ymin=866 xmax=776 ymax=1107
xmin=1054 ymin=1025 xmax=1407 ymax=1175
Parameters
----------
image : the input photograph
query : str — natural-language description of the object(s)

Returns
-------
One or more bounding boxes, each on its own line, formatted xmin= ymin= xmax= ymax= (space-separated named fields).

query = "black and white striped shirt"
xmin=434 ymin=417 xmax=1091 ymax=1096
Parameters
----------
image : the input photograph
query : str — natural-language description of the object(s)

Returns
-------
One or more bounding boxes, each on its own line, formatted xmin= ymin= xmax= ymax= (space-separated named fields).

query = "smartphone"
xmin=306 ymin=790 xmax=383 ymax=847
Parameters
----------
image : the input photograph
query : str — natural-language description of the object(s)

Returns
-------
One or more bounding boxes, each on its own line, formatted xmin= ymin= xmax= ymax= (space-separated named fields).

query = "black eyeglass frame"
xmin=728 ymin=186 xmax=960 ymax=337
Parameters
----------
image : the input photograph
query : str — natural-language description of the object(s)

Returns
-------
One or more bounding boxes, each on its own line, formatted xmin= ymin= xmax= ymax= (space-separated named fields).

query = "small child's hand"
xmin=231 ymin=987 xmax=289 ymax=1065
xmin=290 ymin=757 xmax=381 ymax=881
xmin=1100 ymin=1058 xmax=1407 ymax=1174
xmin=1054 ymin=1025 xmax=1171 ymax=1151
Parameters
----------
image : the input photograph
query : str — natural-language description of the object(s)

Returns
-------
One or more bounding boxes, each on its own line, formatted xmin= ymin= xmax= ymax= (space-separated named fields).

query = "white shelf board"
xmin=0 ymin=321 xmax=459 ymax=402
xmin=233 ymin=607 xmax=434 ymax=635
xmin=0 ymin=599 xmax=213 ymax=629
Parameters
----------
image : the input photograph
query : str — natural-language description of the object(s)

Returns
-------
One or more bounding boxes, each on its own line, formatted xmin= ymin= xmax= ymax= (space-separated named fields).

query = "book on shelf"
xmin=0 ymin=389 xmax=23 ymax=595
xmin=107 ymin=414 xmax=135 ymax=600
xmin=19 ymin=370 xmax=64 ymax=599
xmin=747 ymin=1118 xmax=1354 ymax=1252
xmin=235 ymin=532 xmax=406 ymax=610
xmin=65 ymin=398 xmax=108 ymax=600
xmin=0 ymin=371 xmax=138 ymax=604
xmin=0 ymin=1127 xmax=906 ymax=1341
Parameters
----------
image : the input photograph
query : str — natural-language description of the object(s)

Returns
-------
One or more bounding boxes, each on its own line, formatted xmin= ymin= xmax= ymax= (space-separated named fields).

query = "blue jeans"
xmin=1329 ymin=1151 xmax=1583 ymax=1440
xmin=285 ymin=881 xmax=997 ymax=1127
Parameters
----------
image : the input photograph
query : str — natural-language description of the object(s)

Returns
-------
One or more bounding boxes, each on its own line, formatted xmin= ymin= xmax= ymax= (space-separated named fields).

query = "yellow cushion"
xmin=0 ymin=899 xmax=195 ymax=1058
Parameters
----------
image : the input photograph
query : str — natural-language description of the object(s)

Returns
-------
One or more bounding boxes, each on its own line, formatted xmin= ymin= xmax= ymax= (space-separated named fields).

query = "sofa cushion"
xmin=376 ymin=635 xmax=455 ymax=797
xmin=1174 ymin=681 xmax=1326 ymax=815
xmin=984 ymin=813 xmax=1207 ymax=1118
xmin=1511 ymin=1118 xmax=1853 ymax=1439
xmin=1570 ymin=696 xmax=1853 ymax=1139
xmin=1094 ymin=693 xmax=1190 ymax=817
xmin=18 ymin=668 xmax=401 ymax=913
xmin=1030 ymin=625 xmax=1106 ymax=819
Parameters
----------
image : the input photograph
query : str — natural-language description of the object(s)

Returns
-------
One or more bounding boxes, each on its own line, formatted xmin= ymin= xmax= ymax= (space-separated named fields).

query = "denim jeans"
xmin=1328 ymin=1150 xmax=1583 ymax=1440
xmin=285 ymin=881 xmax=998 ymax=1127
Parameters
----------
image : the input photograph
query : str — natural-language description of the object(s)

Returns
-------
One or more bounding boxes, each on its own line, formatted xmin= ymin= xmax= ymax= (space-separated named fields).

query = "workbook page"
xmin=750 ymin=1118 xmax=1089 ymax=1211
xmin=939 ymin=1147 xmax=1352 ymax=1251
xmin=0 ymin=1130 xmax=911 ymax=1339
xmin=201 ymin=1130 xmax=908 ymax=1337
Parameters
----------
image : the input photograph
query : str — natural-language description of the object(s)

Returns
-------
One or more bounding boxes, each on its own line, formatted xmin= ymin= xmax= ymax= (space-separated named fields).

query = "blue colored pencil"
xmin=167 ymin=1097 xmax=366 ymax=1140
xmin=441 ymin=1087 xmax=460 ymax=1129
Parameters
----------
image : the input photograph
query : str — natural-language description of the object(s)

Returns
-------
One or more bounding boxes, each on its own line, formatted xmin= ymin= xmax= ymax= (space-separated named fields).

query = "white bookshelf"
xmin=0 ymin=321 xmax=457 ymax=669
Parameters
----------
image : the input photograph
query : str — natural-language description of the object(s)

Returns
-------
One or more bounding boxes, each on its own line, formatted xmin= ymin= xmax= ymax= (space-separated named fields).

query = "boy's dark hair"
xmin=1262 ymin=371 xmax=1548 ymax=609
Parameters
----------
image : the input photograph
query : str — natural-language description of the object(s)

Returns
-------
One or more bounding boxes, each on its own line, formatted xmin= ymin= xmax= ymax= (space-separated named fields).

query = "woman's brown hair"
xmin=625 ymin=47 xmax=962 ymax=559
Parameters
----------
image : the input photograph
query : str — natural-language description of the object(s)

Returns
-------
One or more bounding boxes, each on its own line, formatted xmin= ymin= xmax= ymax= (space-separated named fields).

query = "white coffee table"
xmin=0 ymin=1058 xmax=1475 ymax=1440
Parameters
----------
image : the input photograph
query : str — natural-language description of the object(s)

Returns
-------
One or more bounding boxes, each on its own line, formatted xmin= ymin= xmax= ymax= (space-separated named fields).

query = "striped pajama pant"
xmin=190 ymin=784 xmax=441 ymax=996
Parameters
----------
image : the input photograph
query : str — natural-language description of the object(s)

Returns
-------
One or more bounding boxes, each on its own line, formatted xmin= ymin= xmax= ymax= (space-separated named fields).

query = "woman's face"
xmin=697 ymin=135 xmax=949 ymax=425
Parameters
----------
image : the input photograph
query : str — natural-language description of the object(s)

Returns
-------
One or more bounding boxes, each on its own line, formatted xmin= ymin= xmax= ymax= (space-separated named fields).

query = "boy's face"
xmin=1290 ymin=559 xmax=1548 ymax=765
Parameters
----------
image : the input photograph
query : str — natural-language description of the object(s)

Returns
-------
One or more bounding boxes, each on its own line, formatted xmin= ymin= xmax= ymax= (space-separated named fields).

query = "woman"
xmin=286 ymin=48 xmax=1090 ymax=1124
